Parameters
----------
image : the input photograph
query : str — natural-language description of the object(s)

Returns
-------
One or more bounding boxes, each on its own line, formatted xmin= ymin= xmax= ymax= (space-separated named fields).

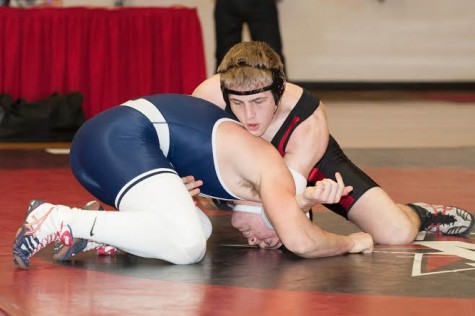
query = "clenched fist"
xmin=348 ymin=232 xmax=374 ymax=254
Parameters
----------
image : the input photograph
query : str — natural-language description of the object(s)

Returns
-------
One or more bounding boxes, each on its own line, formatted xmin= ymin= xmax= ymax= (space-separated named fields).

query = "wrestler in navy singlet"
xmin=70 ymin=94 xmax=241 ymax=209
xmin=226 ymin=89 xmax=379 ymax=219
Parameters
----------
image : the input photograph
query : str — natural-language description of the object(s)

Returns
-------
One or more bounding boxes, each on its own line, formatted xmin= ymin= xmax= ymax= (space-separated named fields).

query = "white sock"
xmin=70 ymin=173 xmax=207 ymax=264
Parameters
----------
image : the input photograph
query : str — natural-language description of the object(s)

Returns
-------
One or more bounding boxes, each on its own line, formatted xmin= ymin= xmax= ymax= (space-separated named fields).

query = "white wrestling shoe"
xmin=13 ymin=200 xmax=76 ymax=269
xmin=411 ymin=202 xmax=474 ymax=236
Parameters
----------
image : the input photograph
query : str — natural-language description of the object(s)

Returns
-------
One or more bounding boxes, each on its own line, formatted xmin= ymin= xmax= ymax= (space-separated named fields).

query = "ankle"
xmin=407 ymin=203 xmax=430 ymax=231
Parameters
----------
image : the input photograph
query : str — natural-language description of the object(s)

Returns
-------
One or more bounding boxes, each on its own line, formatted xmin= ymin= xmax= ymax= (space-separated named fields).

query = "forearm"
xmin=292 ymin=231 xmax=354 ymax=258
xmin=275 ymin=209 xmax=373 ymax=258
xmin=283 ymin=223 xmax=374 ymax=258
xmin=260 ymin=169 xmax=372 ymax=259
xmin=283 ymin=226 xmax=355 ymax=258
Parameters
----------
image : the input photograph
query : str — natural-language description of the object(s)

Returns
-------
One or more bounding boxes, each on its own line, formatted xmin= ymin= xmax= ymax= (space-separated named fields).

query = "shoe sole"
xmin=13 ymin=200 xmax=47 ymax=269
xmin=53 ymin=239 xmax=88 ymax=261
xmin=454 ymin=209 xmax=475 ymax=236
xmin=438 ymin=206 xmax=475 ymax=236
xmin=13 ymin=226 xmax=30 ymax=269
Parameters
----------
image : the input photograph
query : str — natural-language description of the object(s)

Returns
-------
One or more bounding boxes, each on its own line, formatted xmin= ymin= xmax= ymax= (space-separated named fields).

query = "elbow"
xmin=282 ymin=237 xmax=316 ymax=258
xmin=277 ymin=223 xmax=321 ymax=258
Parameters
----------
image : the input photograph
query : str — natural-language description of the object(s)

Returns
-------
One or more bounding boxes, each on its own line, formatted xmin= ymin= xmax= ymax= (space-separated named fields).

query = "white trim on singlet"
xmin=210 ymin=118 xmax=244 ymax=201
xmin=122 ymin=99 xmax=170 ymax=156
xmin=114 ymin=167 xmax=177 ymax=208
xmin=122 ymin=98 xmax=244 ymax=202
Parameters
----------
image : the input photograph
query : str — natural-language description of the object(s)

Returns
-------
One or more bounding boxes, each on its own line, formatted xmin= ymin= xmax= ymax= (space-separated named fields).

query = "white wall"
xmin=61 ymin=0 xmax=475 ymax=82
xmin=279 ymin=0 xmax=475 ymax=82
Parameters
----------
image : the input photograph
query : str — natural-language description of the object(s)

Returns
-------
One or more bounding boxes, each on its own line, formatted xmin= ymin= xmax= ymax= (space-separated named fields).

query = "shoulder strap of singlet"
xmin=271 ymin=90 xmax=320 ymax=156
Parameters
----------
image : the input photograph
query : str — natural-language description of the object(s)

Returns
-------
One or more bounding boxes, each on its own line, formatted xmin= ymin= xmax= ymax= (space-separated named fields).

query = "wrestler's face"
xmin=231 ymin=211 xmax=282 ymax=249
xmin=228 ymin=91 xmax=277 ymax=137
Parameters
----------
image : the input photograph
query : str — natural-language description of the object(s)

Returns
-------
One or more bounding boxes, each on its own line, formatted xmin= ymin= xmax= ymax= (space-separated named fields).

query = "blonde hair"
xmin=217 ymin=41 xmax=286 ymax=102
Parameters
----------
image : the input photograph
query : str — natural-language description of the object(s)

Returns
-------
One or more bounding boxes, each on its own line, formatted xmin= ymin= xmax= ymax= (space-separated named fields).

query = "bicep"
xmin=284 ymin=105 xmax=330 ymax=177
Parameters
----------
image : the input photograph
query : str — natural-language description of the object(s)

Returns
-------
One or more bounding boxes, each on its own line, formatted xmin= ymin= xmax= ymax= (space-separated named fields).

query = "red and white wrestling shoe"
xmin=410 ymin=202 xmax=474 ymax=235
xmin=13 ymin=200 xmax=77 ymax=269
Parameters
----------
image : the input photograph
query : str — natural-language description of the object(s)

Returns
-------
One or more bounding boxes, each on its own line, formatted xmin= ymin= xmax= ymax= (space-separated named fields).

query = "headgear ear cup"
xmin=220 ymin=82 xmax=231 ymax=107
xmin=271 ymin=68 xmax=286 ymax=104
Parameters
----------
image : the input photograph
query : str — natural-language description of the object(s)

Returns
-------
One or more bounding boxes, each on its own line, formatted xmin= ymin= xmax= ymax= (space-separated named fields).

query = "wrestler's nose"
xmin=244 ymin=104 xmax=255 ymax=119
xmin=247 ymin=237 xmax=258 ymax=246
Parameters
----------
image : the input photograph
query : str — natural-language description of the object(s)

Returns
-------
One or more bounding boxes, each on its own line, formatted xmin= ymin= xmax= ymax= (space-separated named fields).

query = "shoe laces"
xmin=26 ymin=221 xmax=71 ymax=256
xmin=427 ymin=211 xmax=456 ymax=227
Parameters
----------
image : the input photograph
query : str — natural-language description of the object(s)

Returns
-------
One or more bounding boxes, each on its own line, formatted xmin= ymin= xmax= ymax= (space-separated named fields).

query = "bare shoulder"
xmin=192 ymin=74 xmax=226 ymax=109
xmin=218 ymin=121 xmax=282 ymax=174
xmin=218 ymin=120 xmax=273 ymax=152
xmin=291 ymin=103 xmax=328 ymax=143
xmin=280 ymin=82 xmax=303 ymax=110
xmin=283 ymin=83 xmax=328 ymax=144
xmin=285 ymin=100 xmax=330 ymax=175
xmin=215 ymin=121 xmax=281 ymax=201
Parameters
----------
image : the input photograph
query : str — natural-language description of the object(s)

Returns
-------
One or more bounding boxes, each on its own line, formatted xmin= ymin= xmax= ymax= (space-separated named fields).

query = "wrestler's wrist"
xmin=347 ymin=235 xmax=357 ymax=253
xmin=296 ymin=193 xmax=312 ymax=212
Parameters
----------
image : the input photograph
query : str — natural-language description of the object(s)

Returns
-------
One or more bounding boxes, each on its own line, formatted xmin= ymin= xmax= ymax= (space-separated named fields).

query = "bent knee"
xmin=170 ymin=237 xmax=207 ymax=264
xmin=373 ymin=226 xmax=417 ymax=245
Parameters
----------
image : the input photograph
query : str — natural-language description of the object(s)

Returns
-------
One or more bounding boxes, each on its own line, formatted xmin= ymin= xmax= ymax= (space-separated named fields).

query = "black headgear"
xmin=219 ymin=59 xmax=286 ymax=106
